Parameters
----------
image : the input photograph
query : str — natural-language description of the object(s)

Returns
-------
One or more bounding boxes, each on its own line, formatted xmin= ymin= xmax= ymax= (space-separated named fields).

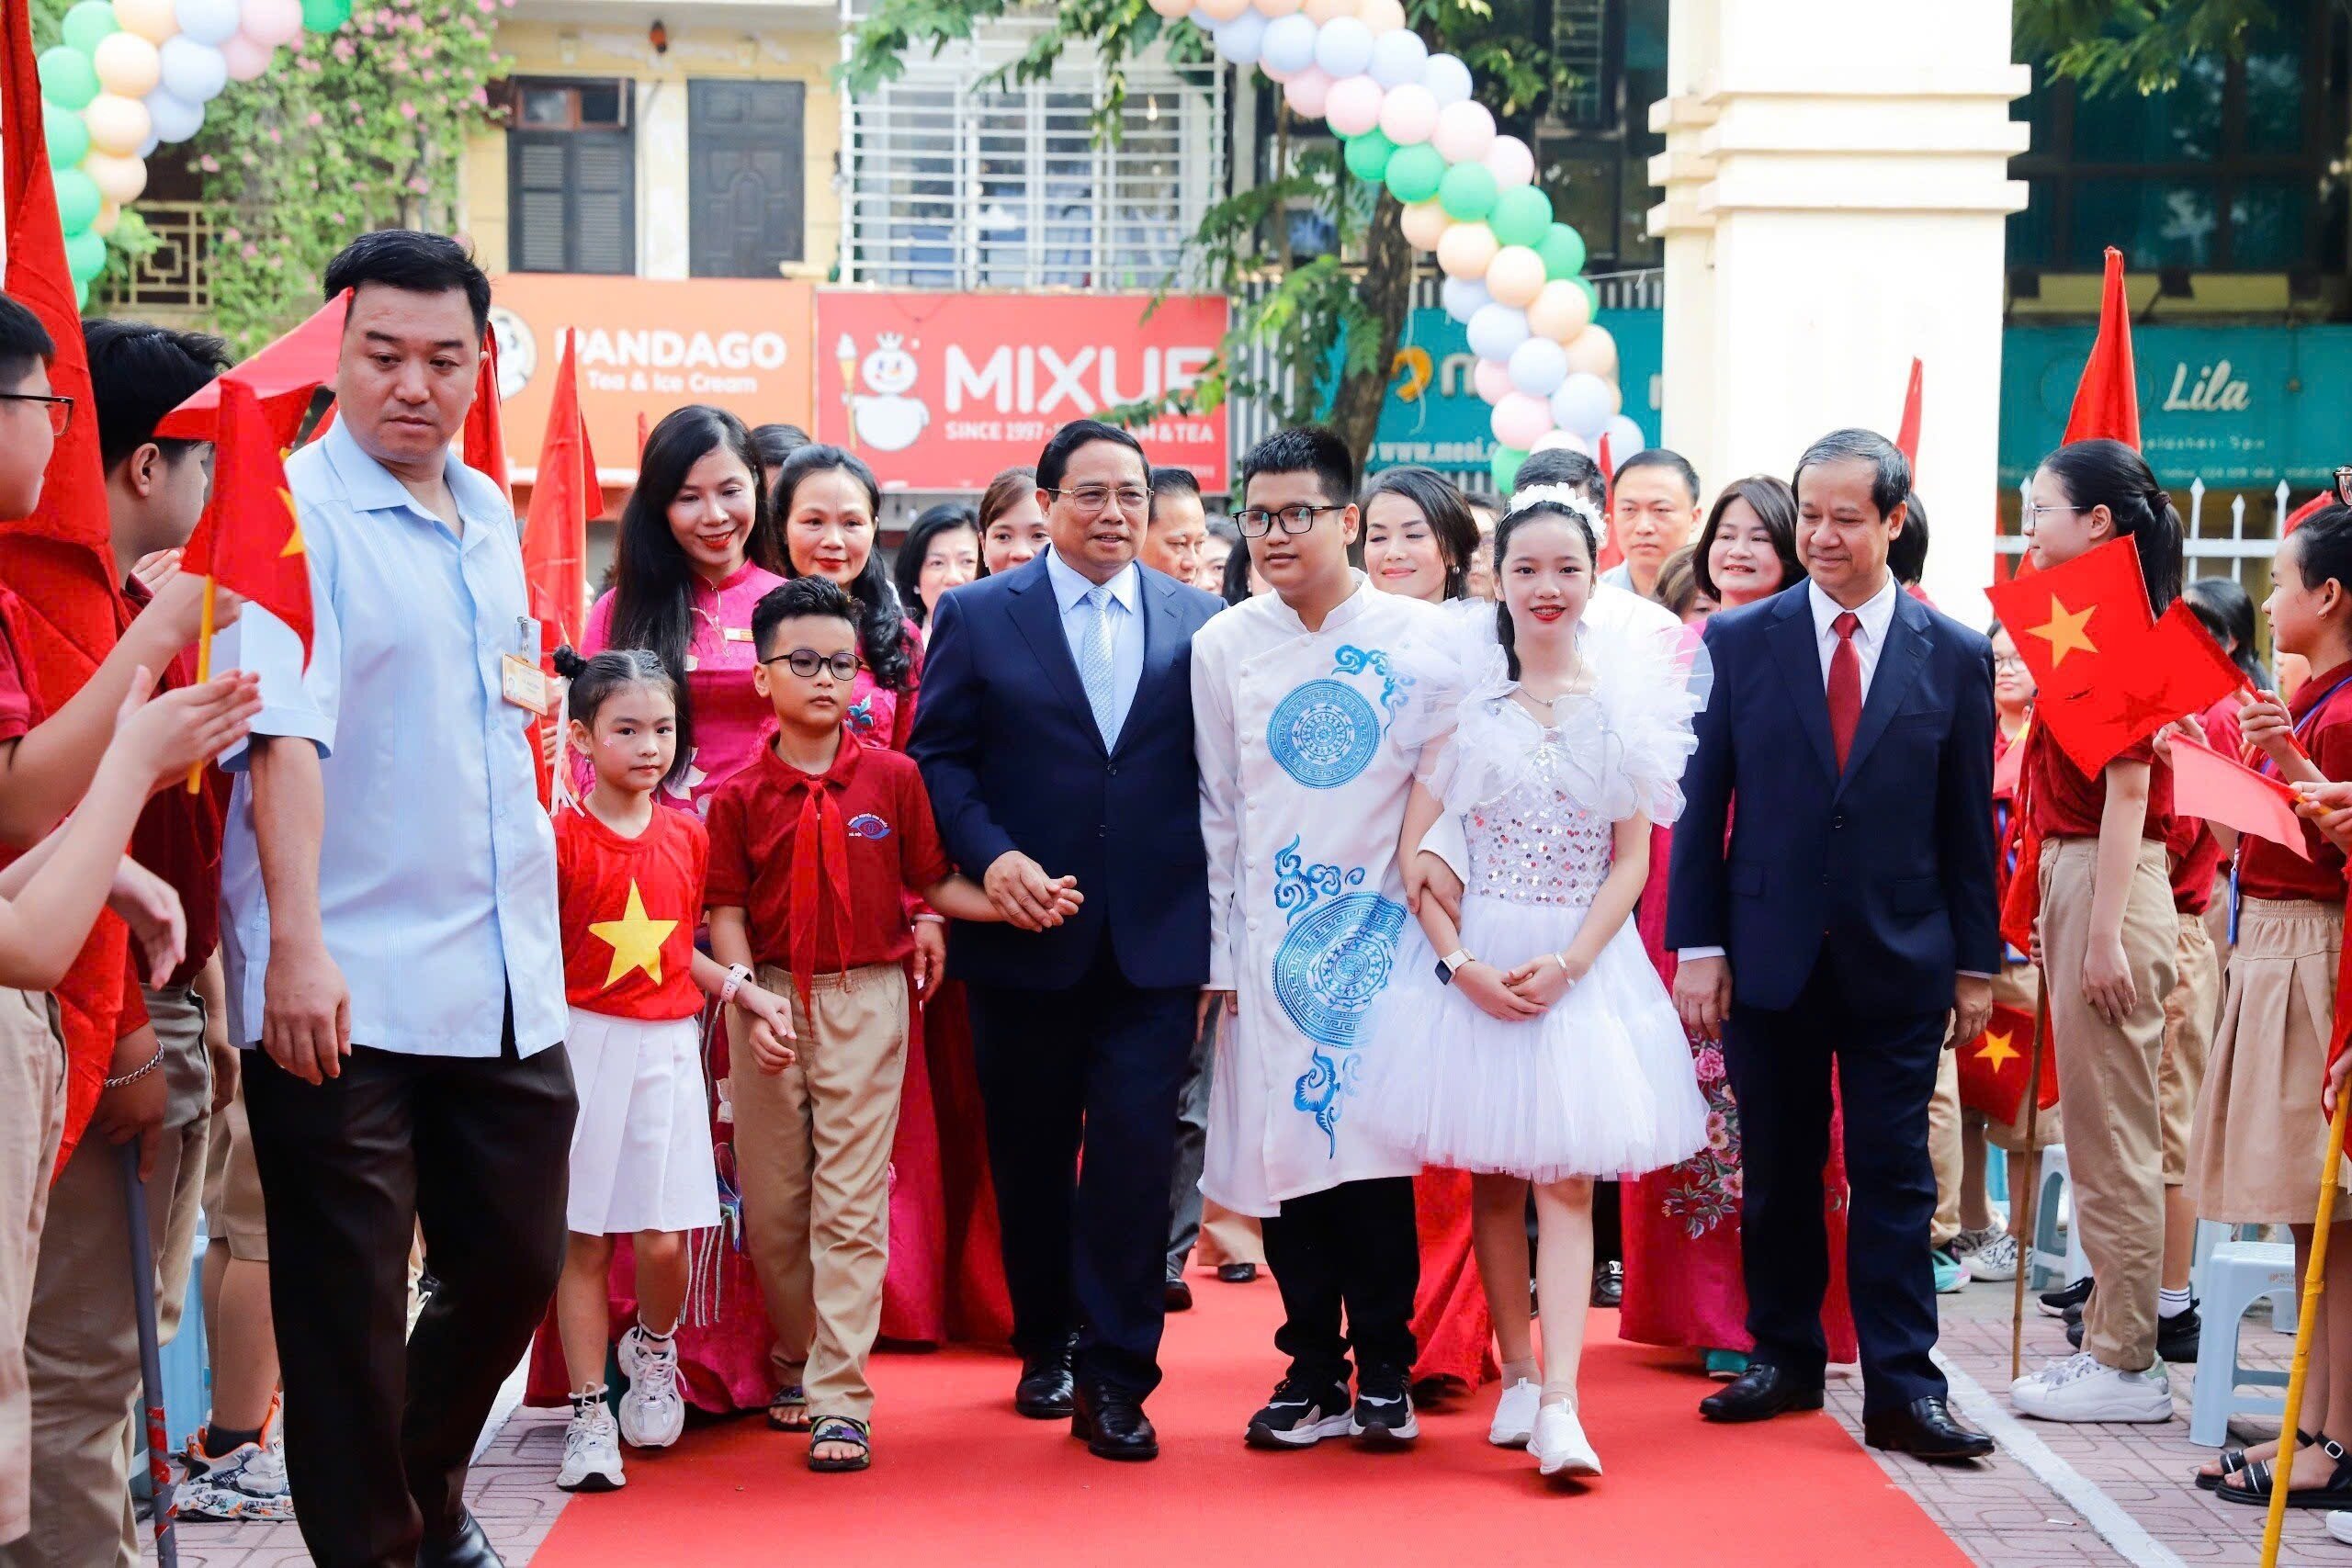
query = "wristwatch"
xmin=719 ymin=964 xmax=753 ymax=1006
xmin=1435 ymin=948 xmax=1472 ymax=986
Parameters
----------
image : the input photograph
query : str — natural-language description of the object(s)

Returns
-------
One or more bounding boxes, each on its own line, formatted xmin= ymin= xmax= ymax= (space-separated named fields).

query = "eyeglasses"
xmin=1046 ymin=485 xmax=1149 ymax=516
xmin=1235 ymin=503 xmax=1347 ymax=537
xmin=1993 ymin=654 xmax=2030 ymax=673
xmin=0 ymin=392 xmax=73 ymax=438
xmin=760 ymin=649 xmax=862 ymax=681
xmin=2021 ymin=502 xmax=2086 ymax=526
xmin=2335 ymin=466 xmax=2352 ymax=508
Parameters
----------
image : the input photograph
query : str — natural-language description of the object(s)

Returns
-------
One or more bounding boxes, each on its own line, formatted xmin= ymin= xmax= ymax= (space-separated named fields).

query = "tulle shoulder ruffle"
xmin=1388 ymin=597 xmax=1712 ymax=827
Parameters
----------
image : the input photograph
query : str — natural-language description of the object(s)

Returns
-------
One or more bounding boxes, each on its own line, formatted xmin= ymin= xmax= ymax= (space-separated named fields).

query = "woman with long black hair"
xmin=771 ymin=444 xmax=920 ymax=750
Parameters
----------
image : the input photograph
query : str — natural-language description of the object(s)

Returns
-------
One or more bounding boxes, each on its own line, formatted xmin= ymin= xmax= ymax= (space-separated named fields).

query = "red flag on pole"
xmin=1 ymin=0 xmax=132 ymax=1165
xmin=2064 ymin=248 xmax=2141 ymax=449
xmin=154 ymin=291 xmax=349 ymax=443
xmin=2172 ymin=735 xmax=2311 ymax=859
xmin=1958 ymin=1001 xmax=2059 ymax=1124
xmin=524 ymin=330 xmax=599 ymax=652
xmin=1593 ymin=431 xmax=1623 ymax=572
xmin=1894 ymin=357 xmax=1923 ymax=477
xmin=463 ymin=332 xmax=512 ymax=502
xmin=183 ymin=378 xmax=315 ymax=668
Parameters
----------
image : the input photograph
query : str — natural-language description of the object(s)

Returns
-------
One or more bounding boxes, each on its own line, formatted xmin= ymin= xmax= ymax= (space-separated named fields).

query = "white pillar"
xmin=639 ymin=81 xmax=690 ymax=281
xmin=1649 ymin=0 xmax=2030 ymax=621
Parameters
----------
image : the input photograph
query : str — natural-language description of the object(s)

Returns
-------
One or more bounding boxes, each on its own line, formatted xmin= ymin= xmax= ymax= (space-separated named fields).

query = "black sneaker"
xmin=2039 ymin=1275 xmax=2092 ymax=1319
xmin=2064 ymin=1303 xmax=2201 ymax=1363
xmin=1245 ymin=1373 xmax=1354 ymax=1450
xmin=1351 ymin=1366 xmax=1419 ymax=1447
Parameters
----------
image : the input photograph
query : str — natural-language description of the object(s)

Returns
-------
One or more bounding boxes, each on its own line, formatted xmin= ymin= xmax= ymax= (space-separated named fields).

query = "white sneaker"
xmin=2009 ymin=1351 xmax=2174 ymax=1423
xmin=557 ymin=1397 xmax=627 ymax=1492
xmin=1488 ymin=1378 xmax=1541 ymax=1448
xmin=1963 ymin=1231 xmax=2020 ymax=1282
xmin=1530 ymin=1402 xmax=1601 ymax=1477
xmin=2327 ymin=1509 xmax=2352 ymax=1546
xmin=178 ymin=1432 xmax=296 ymax=1522
xmin=617 ymin=1325 xmax=687 ymax=1449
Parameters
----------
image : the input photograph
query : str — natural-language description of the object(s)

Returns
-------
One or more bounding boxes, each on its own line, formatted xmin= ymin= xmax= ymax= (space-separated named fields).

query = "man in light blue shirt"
xmin=218 ymin=232 xmax=571 ymax=1568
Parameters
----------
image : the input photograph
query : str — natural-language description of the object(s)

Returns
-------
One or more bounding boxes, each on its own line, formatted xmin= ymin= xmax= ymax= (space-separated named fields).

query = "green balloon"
xmin=1576 ymin=276 xmax=1599 ymax=315
xmin=1537 ymin=222 xmax=1588 ymax=281
xmin=300 ymin=0 xmax=353 ymax=30
xmin=1438 ymin=162 xmax=1499 ymax=222
xmin=73 ymin=277 xmax=89 ymax=314
xmin=44 ymin=104 xmax=89 ymax=170
xmin=1488 ymin=186 xmax=1553 ymax=249
xmin=1343 ymin=130 xmax=1397 ymax=185
xmin=1490 ymin=446 xmax=1528 ymax=492
xmin=59 ymin=1 xmax=119 ymax=56
xmin=64 ymin=227 xmax=107 ymax=285
xmin=1384 ymin=144 xmax=1446 ymax=205
xmin=37 ymin=46 xmax=99 ymax=112
xmin=51 ymin=168 xmax=102 ymax=235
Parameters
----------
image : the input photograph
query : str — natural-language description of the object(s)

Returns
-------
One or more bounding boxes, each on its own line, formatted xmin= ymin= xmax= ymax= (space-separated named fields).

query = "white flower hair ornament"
xmin=1506 ymin=482 xmax=1609 ymax=553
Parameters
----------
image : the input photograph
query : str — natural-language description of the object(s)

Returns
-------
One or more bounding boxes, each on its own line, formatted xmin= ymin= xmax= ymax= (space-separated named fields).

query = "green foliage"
xmin=2013 ymin=0 xmax=2270 ymax=96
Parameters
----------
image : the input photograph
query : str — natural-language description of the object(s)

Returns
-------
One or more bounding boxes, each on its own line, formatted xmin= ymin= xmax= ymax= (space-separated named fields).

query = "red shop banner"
xmin=814 ymin=290 xmax=1230 ymax=492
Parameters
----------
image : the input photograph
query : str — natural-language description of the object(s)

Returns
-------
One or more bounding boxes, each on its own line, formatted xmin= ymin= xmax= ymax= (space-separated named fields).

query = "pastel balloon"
xmin=1382 ymin=142 xmax=1445 ymax=204
xmin=1355 ymin=0 xmax=1405 ymax=30
xmin=45 ymin=104 xmax=91 ymax=169
xmin=1213 ymin=11 xmax=1268 ymax=63
xmin=1430 ymin=98 xmax=1494 ymax=164
xmin=1564 ymin=321 xmax=1620 ymax=378
xmin=1486 ymin=244 xmax=1546 ymax=308
xmin=1261 ymin=13 xmax=1318 ymax=73
xmin=1487 ymin=185 xmax=1552 ymax=249
xmin=1421 ymin=51 xmax=1473 ymax=107
xmin=1342 ymin=128 xmax=1396 ymax=183
xmin=1364 ymin=23 xmax=1424 ymax=87
xmin=1375 ymin=82 xmax=1437 ymax=145
xmin=1600 ymin=414 xmax=1646 ymax=463
xmin=1313 ymin=16 xmax=1373 ymax=78
xmin=1187 ymin=6 xmax=1212 ymax=23
xmin=1491 ymin=393 xmax=1554 ymax=451
xmin=51 ymin=168 xmax=103 ymax=234
xmin=1437 ymin=161 xmax=1498 ymax=221
xmin=137 ymin=131 xmax=158 ymax=158
xmin=1537 ymin=222 xmax=1588 ymax=281
xmin=110 ymin=0 xmax=177 ymax=41
xmin=84 ymin=148 xmax=148 ymax=203
xmin=83 ymin=91 xmax=153 ymax=155
xmin=93 ymin=197 xmax=122 ymax=237
xmin=1323 ymin=72 xmax=1384 ymax=136
xmin=65 ymin=225 xmax=109 ymax=285
xmin=1439 ymin=220 xmax=1500 ymax=281
xmin=93 ymin=30 xmax=162 ymax=96
xmin=37 ymin=46 xmax=101 ymax=110
xmin=1303 ymin=0 xmax=1355 ymax=20
xmin=1397 ymin=198 xmax=1451 ymax=250
xmin=1148 ymin=0 xmax=1192 ymax=17
xmin=220 ymin=29 xmax=270 ymax=78
xmin=1526 ymin=278 xmax=1595 ymax=343
xmin=1464 ymin=299 xmax=1528 ymax=361
xmin=1282 ymin=66 xmax=1333 ymax=119
xmin=1507 ymin=335 xmax=1570 ymax=399
xmin=1531 ymin=428 xmax=1588 ymax=456
xmin=1549 ymin=372 xmax=1614 ymax=441
xmin=175 ymin=0 xmax=244 ymax=42
xmin=1439 ymin=274 xmax=1489 ymax=324
xmin=158 ymin=34 xmax=227 ymax=100
xmin=1256 ymin=0 xmax=1305 ymax=16
xmin=1471 ymin=356 xmax=1513 ymax=404
xmin=300 ymin=0 xmax=351 ymax=30
xmin=145 ymin=85 xmax=204 ymax=141
xmin=1197 ymin=0 xmax=1250 ymax=23
xmin=1486 ymin=134 xmax=1535 ymax=187
xmin=1490 ymin=446 xmax=1527 ymax=493
xmin=60 ymin=1 xmax=120 ymax=56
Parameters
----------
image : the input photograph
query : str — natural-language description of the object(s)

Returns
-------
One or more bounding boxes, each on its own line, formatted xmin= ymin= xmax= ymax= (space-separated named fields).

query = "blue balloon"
xmin=158 ymin=34 xmax=228 ymax=103
xmin=1312 ymin=16 xmax=1374 ymax=80
xmin=1465 ymin=302 xmax=1530 ymax=364
xmin=1440 ymin=276 xmax=1489 ymax=325
xmin=1366 ymin=28 xmax=1428 ymax=89
xmin=1260 ymin=13 xmax=1318 ymax=75
xmin=145 ymin=87 xmax=204 ymax=143
xmin=1213 ymin=9 xmax=1268 ymax=65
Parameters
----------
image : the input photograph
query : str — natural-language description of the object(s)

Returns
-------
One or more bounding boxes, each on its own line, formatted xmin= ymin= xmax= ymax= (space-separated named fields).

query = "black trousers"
xmin=1259 ymin=1176 xmax=1419 ymax=1385
xmin=1723 ymin=964 xmax=1947 ymax=1416
xmin=1165 ymin=1010 xmax=1216 ymax=1273
xmin=243 ymin=1021 xmax=575 ymax=1568
xmin=967 ymin=939 xmax=1195 ymax=1398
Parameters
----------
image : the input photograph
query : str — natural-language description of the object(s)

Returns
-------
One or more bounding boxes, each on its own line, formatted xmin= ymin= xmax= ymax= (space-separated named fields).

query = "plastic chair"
xmin=2188 ymin=1239 xmax=2300 ymax=1448
xmin=2029 ymin=1145 xmax=2089 ymax=1292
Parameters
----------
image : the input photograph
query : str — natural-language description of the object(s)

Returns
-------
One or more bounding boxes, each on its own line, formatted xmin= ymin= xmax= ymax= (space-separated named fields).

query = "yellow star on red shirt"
xmin=2029 ymin=596 xmax=2098 ymax=667
xmin=589 ymin=881 xmax=676 ymax=990
xmin=1974 ymin=1029 xmax=2019 ymax=1073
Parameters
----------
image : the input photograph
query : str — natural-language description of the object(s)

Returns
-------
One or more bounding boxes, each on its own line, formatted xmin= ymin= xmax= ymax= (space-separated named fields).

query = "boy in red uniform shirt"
xmin=707 ymin=576 xmax=1073 ymax=1472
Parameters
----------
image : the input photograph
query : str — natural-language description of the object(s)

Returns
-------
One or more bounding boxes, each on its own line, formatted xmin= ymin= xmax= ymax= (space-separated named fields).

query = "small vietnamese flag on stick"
xmin=2172 ymin=736 xmax=2311 ymax=859
xmin=1894 ymin=357 xmax=1924 ymax=478
xmin=464 ymin=331 xmax=513 ymax=504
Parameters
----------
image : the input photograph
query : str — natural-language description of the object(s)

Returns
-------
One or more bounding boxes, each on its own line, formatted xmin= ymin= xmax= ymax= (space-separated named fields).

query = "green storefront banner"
xmin=1371 ymin=308 xmax=1663 ymax=477
xmin=2001 ymin=323 xmax=2352 ymax=489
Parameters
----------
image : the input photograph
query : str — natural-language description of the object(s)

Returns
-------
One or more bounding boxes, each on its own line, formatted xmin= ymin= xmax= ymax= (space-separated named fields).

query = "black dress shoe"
xmin=1591 ymin=1260 xmax=1623 ymax=1309
xmin=1699 ymin=1363 xmax=1825 ymax=1423
xmin=419 ymin=1512 xmax=504 ymax=1568
xmin=1217 ymin=1262 xmax=1259 ymax=1284
xmin=1165 ymin=1272 xmax=1194 ymax=1312
xmin=1014 ymin=1349 xmax=1076 ymax=1420
xmin=1862 ymin=1395 xmax=1995 ymax=1461
xmin=1071 ymin=1385 xmax=1159 ymax=1461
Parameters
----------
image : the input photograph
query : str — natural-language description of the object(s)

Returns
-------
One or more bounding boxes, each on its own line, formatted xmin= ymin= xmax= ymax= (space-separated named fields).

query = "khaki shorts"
xmin=0 ymin=987 xmax=65 ymax=1543
xmin=202 ymin=1070 xmax=268 ymax=1264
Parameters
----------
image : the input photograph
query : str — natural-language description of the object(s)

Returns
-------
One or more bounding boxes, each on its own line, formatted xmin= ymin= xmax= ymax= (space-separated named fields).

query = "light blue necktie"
xmin=1077 ymin=584 xmax=1123 ymax=747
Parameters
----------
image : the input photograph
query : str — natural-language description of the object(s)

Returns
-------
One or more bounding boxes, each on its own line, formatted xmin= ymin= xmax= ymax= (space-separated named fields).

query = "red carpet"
xmin=532 ymin=1277 xmax=1967 ymax=1567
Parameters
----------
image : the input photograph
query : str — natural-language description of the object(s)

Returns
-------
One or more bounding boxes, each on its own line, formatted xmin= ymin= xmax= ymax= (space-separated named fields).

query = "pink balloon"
xmin=1486 ymin=134 xmax=1535 ymax=188
xmin=1324 ymin=73 xmax=1384 ymax=138
xmin=1283 ymin=67 xmax=1334 ymax=120
xmin=241 ymin=0 xmax=305 ymax=47
xmin=1472 ymin=357 xmax=1513 ymax=404
xmin=1375 ymin=82 xmax=1437 ymax=146
xmin=1429 ymin=99 xmax=1495 ymax=164
xmin=1491 ymin=393 xmax=1554 ymax=451
xmin=220 ymin=31 xmax=273 ymax=79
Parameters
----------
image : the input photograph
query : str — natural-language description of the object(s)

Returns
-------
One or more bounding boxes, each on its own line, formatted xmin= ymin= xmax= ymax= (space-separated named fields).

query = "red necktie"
xmin=1827 ymin=611 xmax=1862 ymax=770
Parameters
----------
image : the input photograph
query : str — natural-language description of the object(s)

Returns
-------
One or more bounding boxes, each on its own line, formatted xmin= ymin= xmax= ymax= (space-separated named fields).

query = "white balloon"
xmin=1465 ymin=302 xmax=1530 ymax=364
xmin=175 ymin=0 xmax=244 ymax=46
xmin=1214 ymin=10 xmax=1268 ymax=63
xmin=145 ymin=86 xmax=205 ymax=142
xmin=158 ymin=35 xmax=230 ymax=103
xmin=1549 ymin=372 xmax=1615 ymax=442
xmin=1507 ymin=336 xmax=1570 ymax=399
xmin=1260 ymin=13 xmax=1319 ymax=74
xmin=1364 ymin=26 xmax=1426 ymax=88
xmin=136 ymin=134 xmax=158 ymax=159
xmin=1531 ymin=429 xmax=1589 ymax=456
xmin=1422 ymin=51 xmax=1473 ymax=107
xmin=1599 ymin=413 xmax=1648 ymax=462
xmin=1439 ymin=276 xmax=1489 ymax=325
xmin=1312 ymin=16 xmax=1374 ymax=80
xmin=1486 ymin=134 xmax=1535 ymax=188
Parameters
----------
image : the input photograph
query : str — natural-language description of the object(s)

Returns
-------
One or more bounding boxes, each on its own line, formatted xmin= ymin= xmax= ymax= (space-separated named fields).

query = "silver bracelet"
xmin=103 ymin=1043 xmax=165 ymax=1090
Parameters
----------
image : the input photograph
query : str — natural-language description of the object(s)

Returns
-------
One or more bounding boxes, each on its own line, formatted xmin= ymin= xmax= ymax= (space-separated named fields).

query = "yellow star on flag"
xmin=2029 ymin=596 xmax=2098 ymax=667
xmin=278 ymin=491 xmax=304 ymax=558
xmin=1973 ymin=1029 xmax=2019 ymax=1073
xmin=589 ymin=880 xmax=676 ymax=990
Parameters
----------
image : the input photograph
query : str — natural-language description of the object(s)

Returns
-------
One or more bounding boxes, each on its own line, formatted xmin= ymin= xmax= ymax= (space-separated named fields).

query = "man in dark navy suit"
xmin=910 ymin=420 xmax=1223 ymax=1461
xmin=1666 ymin=428 xmax=1997 ymax=1461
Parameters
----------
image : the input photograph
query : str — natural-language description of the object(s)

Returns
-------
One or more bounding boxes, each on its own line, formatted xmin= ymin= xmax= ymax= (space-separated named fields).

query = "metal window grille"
xmin=1550 ymin=0 xmax=1610 ymax=130
xmin=841 ymin=11 xmax=1225 ymax=290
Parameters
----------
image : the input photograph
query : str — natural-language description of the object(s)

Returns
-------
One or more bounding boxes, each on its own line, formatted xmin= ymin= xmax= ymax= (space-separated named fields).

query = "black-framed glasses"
xmin=2020 ymin=502 xmax=2085 ymax=527
xmin=0 ymin=392 xmax=73 ymax=438
xmin=1235 ymin=502 xmax=1346 ymax=537
xmin=761 ymin=649 xmax=861 ymax=681
xmin=2334 ymin=466 xmax=2352 ymax=508
xmin=1045 ymin=484 xmax=1149 ymax=516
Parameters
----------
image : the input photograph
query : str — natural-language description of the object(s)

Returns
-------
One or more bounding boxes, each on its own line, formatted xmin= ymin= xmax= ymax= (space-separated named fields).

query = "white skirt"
xmin=565 ymin=1008 xmax=721 ymax=1235
xmin=1356 ymin=893 xmax=1708 ymax=1184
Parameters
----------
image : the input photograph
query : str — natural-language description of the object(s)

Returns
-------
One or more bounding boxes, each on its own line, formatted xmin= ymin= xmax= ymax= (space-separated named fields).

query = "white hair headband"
xmin=1507 ymin=482 xmax=1610 ymax=552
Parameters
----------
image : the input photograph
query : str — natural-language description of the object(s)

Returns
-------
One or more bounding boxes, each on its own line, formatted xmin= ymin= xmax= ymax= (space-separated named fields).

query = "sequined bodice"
xmin=1464 ymin=736 xmax=1614 ymax=908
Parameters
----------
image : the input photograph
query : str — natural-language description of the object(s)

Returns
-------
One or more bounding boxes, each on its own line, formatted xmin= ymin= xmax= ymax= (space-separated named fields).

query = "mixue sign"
xmin=816 ymin=291 xmax=1230 ymax=491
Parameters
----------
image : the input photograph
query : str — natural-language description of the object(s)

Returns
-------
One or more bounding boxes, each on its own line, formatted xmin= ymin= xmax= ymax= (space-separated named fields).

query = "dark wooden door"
xmin=688 ymin=80 xmax=806 ymax=278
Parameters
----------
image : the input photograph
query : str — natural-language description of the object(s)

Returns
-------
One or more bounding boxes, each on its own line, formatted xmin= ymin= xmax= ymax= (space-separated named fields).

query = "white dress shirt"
xmin=1044 ymin=547 xmax=1145 ymax=743
xmin=1808 ymin=574 xmax=1900 ymax=696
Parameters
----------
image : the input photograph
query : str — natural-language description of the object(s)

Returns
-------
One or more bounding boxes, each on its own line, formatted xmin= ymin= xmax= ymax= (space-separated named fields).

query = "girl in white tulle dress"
xmin=1359 ymin=495 xmax=1709 ymax=1481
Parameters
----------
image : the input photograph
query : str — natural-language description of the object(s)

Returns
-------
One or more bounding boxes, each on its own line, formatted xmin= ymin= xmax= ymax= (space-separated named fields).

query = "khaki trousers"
xmin=2159 ymin=912 xmax=2221 ymax=1187
xmin=1196 ymin=1202 xmax=1266 ymax=1269
xmin=1928 ymin=1051 xmax=1962 ymax=1249
xmin=6 ymin=987 xmax=211 ymax=1568
xmin=2036 ymin=837 xmax=2176 ymax=1371
xmin=729 ymin=964 xmax=909 ymax=1425
xmin=0 ymin=991 xmax=65 ymax=1545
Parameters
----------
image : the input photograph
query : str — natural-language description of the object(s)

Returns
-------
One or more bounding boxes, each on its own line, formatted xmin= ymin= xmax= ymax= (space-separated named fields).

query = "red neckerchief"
xmin=775 ymin=734 xmax=857 ymax=1006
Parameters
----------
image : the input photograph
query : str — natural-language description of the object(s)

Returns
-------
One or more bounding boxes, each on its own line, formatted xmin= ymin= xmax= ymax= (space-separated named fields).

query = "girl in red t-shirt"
xmin=548 ymin=648 xmax=796 ymax=1495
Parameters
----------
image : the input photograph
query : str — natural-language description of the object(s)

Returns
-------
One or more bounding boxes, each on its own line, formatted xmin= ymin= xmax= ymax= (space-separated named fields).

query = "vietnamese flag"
xmin=1959 ymin=1002 xmax=2057 ymax=1124
xmin=464 ymin=331 xmax=513 ymax=502
xmin=525 ymin=330 xmax=599 ymax=650
xmin=2172 ymin=734 xmax=2310 ymax=858
xmin=2064 ymin=248 xmax=2140 ymax=449
xmin=1894 ymin=357 xmax=1924 ymax=477
xmin=1986 ymin=536 xmax=2155 ymax=773
xmin=184 ymin=378 xmax=315 ymax=668
xmin=156 ymin=290 xmax=348 ymax=445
